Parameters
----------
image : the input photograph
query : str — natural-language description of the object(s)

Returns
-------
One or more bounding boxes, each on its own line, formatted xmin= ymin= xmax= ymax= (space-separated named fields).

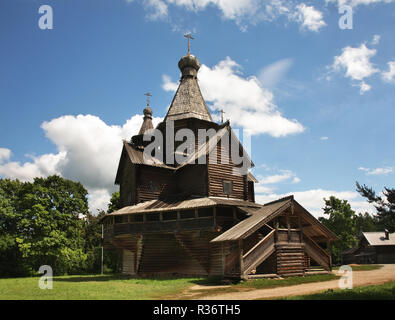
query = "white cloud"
xmin=256 ymin=189 xmax=375 ymax=218
xmin=162 ymin=75 xmax=179 ymax=91
xmin=357 ymin=80 xmax=371 ymax=94
xmin=331 ymin=0 xmax=395 ymax=7
xmin=163 ymin=57 xmax=305 ymax=137
xmin=145 ymin=0 xmax=169 ymax=20
xmin=358 ymin=166 xmax=393 ymax=175
xmin=253 ymin=169 xmax=300 ymax=194
xmin=371 ymin=34 xmax=381 ymax=45
xmin=293 ymin=3 xmax=326 ymax=32
xmin=0 ymin=152 xmax=65 ymax=182
xmin=258 ymin=170 xmax=298 ymax=185
xmin=382 ymin=61 xmax=395 ymax=82
xmin=130 ymin=0 xmax=326 ymax=32
xmin=0 ymin=114 xmax=162 ymax=213
xmin=0 ymin=148 xmax=11 ymax=164
xmin=330 ymin=42 xmax=379 ymax=94
xmin=292 ymin=177 xmax=301 ymax=183
xmin=320 ymin=136 xmax=329 ymax=141
xmin=258 ymin=58 xmax=293 ymax=89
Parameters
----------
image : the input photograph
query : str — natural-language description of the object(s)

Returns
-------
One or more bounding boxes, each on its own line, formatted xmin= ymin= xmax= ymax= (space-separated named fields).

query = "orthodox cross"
xmin=220 ymin=109 xmax=225 ymax=123
xmin=144 ymin=92 xmax=152 ymax=106
xmin=184 ymin=33 xmax=194 ymax=55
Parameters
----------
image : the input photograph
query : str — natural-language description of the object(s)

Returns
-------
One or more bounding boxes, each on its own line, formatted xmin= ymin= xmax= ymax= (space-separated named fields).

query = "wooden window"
xmin=114 ymin=216 xmax=123 ymax=224
xmin=222 ymin=180 xmax=233 ymax=196
xmin=180 ymin=210 xmax=195 ymax=219
xmin=163 ymin=211 xmax=177 ymax=221
xmin=130 ymin=214 xmax=143 ymax=223
xmin=198 ymin=207 xmax=213 ymax=217
xmin=149 ymin=181 xmax=159 ymax=192
xmin=146 ymin=212 xmax=160 ymax=221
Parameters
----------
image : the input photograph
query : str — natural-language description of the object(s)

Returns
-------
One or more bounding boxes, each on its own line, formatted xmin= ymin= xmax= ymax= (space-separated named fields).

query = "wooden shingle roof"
xmin=164 ymin=54 xmax=213 ymax=122
xmin=210 ymin=196 xmax=293 ymax=242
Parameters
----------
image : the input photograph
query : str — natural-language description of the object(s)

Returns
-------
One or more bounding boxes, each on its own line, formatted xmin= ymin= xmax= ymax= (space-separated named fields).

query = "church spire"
xmin=164 ymin=35 xmax=213 ymax=122
xmin=138 ymin=93 xmax=154 ymax=135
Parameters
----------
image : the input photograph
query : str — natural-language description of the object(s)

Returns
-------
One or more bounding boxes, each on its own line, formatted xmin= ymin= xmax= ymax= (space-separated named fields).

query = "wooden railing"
xmin=303 ymin=234 xmax=331 ymax=271
xmin=107 ymin=216 xmax=215 ymax=237
xmin=242 ymin=229 xmax=276 ymax=275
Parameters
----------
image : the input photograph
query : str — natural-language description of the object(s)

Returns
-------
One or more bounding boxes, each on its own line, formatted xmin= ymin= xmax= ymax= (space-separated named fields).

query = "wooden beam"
xmin=239 ymin=239 xmax=244 ymax=276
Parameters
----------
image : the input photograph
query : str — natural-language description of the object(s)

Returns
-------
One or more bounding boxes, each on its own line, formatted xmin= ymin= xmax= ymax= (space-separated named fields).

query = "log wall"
xmin=207 ymin=142 xmax=246 ymax=200
xmin=136 ymin=166 xmax=177 ymax=203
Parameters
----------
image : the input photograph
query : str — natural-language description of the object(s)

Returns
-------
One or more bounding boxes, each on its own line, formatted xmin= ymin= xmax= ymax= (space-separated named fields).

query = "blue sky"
xmin=0 ymin=0 xmax=394 ymax=215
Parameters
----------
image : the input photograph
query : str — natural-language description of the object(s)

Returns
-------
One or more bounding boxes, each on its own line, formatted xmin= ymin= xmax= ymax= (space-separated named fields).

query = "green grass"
xmin=0 ymin=273 xmax=340 ymax=300
xmin=237 ymin=273 xmax=339 ymax=289
xmin=286 ymin=281 xmax=395 ymax=300
xmin=332 ymin=264 xmax=383 ymax=271
xmin=0 ymin=274 xmax=201 ymax=300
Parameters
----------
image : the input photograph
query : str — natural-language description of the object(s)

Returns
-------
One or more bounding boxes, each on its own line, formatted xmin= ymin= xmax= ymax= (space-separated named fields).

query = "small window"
xmin=146 ymin=212 xmax=159 ymax=222
xmin=222 ymin=180 xmax=232 ymax=196
xmin=180 ymin=210 xmax=195 ymax=219
xmin=149 ymin=181 xmax=159 ymax=192
xmin=130 ymin=214 xmax=143 ymax=223
xmin=198 ymin=207 xmax=213 ymax=217
xmin=114 ymin=216 xmax=123 ymax=224
xmin=163 ymin=211 xmax=177 ymax=221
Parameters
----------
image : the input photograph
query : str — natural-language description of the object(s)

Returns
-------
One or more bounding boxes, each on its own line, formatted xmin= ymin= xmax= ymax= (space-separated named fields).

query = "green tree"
xmin=0 ymin=179 xmax=30 ymax=276
xmin=108 ymin=191 xmax=120 ymax=213
xmin=319 ymin=196 xmax=358 ymax=264
xmin=355 ymin=212 xmax=380 ymax=234
xmin=356 ymin=182 xmax=395 ymax=232
xmin=0 ymin=176 xmax=89 ymax=276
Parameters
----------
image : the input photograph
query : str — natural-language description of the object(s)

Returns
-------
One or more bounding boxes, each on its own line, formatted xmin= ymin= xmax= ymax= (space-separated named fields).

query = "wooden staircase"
xmin=242 ymin=229 xmax=275 ymax=275
xmin=175 ymin=232 xmax=210 ymax=273
xmin=303 ymin=234 xmax=331 ymax=272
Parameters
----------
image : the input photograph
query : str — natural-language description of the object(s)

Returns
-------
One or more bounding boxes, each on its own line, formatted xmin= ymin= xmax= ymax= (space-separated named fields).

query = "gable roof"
xmin=362 ymin=232 xmax=395 ymax=246
xmin=211 ymin=196 xmax=293 ymax=242
xmin=211 ymin=196 xmax=339 ymax=242
xmin=175 ymin=122 xmax=254 ymax=170
xmin=114 ymin=140 xmax=174 ymax=185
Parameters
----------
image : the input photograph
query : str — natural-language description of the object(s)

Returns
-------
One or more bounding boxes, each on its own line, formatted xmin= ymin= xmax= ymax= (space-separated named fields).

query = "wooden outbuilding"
xmin=342 ymin=231 xmax=395 ymax=264
xmin=101 ymin=49 xmax=338 ymax=278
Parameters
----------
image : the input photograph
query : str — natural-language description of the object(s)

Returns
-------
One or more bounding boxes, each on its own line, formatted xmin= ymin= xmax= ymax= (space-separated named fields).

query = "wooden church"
xmin=101 ymin=40 xmax=338 ymax=278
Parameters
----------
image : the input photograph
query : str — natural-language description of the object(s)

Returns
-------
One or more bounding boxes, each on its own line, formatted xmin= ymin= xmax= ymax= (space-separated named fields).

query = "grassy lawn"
xmin=0 ymin=273 xmax=340 ymax=300
xmin=0 ymin=275 xmax=201 ymax=300
xmin=286 ymin=281 xmax=395 ymax=300
xmin=332 ymin=264 xmax=383 ymax=271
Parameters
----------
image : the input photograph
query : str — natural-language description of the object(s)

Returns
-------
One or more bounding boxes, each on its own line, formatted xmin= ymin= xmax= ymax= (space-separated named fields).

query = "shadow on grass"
xmin=53 ymin=275 xmax=135 ymax=282
xmin=190 ymin=276 xmax=240 ymax=286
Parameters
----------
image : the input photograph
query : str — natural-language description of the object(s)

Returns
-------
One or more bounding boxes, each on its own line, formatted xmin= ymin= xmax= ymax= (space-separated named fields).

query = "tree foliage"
xmin=0 ymin=176 xmax=89 ymax=276
xmin=356 ymin=182 xmax=395 ymax=232
xmin=318 ymin=196 xmax=359 ymax=264
xmin=0 ymin=177 xmax=122 ymax=277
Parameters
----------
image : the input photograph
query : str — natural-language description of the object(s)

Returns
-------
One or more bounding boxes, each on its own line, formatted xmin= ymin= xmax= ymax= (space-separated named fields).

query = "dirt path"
xmin=197 ymin=264 xmax=395 ymax=300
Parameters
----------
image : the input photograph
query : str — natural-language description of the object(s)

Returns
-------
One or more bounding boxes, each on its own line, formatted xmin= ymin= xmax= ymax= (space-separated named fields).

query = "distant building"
xmin=343 ymin=230 xmax=395 ymax=264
